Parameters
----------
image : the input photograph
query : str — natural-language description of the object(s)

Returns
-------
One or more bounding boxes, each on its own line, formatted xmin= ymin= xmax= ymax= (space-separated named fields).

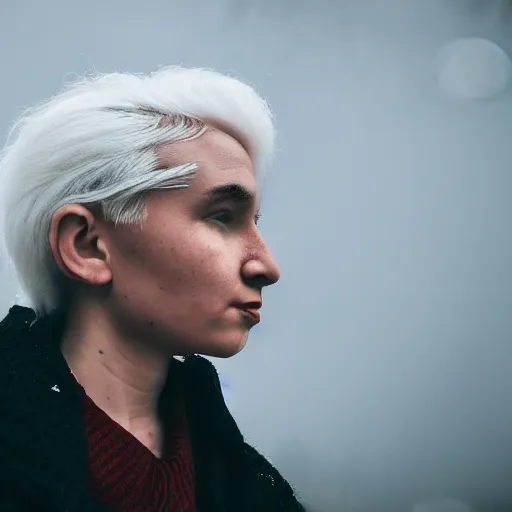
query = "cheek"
xmin=164 ymin=240 xmax=236 ymax=303
xmin=107 ymin=227 xmax=249 ymax=355
xmin=112 ymin=227 xmax=238 ymax=312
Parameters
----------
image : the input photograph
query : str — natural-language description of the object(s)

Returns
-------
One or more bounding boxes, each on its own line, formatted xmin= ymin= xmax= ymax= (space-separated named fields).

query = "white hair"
xmin=0 ymin=66 xmax=275 ymax=316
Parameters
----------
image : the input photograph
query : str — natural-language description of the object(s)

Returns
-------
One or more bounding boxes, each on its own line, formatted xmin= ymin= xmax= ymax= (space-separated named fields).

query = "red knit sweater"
xmin=80 ymin=380 xmax=197 ymax=512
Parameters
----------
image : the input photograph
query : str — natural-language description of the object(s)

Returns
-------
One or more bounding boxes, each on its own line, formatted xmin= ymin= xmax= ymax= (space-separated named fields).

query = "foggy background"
xmin=1 ymin=0 xmax=512 ymax=510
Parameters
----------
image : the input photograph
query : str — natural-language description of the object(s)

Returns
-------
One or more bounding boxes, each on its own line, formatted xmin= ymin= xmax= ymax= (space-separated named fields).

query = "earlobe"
xmin=48 ymin=204 xmax=112 ymax=286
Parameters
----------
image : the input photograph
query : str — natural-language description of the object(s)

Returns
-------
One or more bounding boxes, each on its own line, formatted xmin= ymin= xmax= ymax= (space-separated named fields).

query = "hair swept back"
xmin=0 ymin=66 xmax=275 ymax=315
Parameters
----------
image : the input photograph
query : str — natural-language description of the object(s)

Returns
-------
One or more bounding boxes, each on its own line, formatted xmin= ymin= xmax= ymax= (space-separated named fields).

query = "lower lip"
xmin=238 ymin=308 xmax=261 ymax=325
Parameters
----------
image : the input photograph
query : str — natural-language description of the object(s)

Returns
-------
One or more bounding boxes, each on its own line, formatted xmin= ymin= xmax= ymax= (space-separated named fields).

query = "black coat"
xmin=0 ymin=306 xmax=305 ymax=512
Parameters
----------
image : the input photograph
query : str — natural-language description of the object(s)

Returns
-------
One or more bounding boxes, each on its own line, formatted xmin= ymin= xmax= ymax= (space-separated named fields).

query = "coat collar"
xmin=0 ymin=305 xmax=243 ymax=512
xmin=0 ymin=306 xmax=103 ymax=511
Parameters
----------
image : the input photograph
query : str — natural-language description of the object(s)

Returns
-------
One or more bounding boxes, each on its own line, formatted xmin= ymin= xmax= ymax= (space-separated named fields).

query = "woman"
xmin=0 ymin=67 xmax=305 ymax=511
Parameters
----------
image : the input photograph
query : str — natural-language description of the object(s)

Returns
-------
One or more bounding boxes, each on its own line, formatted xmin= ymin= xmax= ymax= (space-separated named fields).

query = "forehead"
xmin=155 ymin=127 xmax=257 ymax=196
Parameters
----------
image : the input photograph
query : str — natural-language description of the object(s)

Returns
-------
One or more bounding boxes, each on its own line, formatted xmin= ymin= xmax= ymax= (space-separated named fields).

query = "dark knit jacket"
xmin=0 ymin=306 xmax=305 ymax=512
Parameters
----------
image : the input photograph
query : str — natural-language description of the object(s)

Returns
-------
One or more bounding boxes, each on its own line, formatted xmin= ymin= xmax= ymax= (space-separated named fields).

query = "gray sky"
xmin=1 ymin=1 xmax=512 ymax=511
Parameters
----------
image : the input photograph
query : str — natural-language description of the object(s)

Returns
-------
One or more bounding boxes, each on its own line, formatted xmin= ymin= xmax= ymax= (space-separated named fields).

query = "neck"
xmin=60 ymin=302 xmax=171 ymax=456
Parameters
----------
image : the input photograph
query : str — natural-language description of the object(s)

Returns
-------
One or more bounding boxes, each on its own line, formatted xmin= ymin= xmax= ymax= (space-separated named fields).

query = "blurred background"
xmin=1 ymin=1 xmax=512 ymax=511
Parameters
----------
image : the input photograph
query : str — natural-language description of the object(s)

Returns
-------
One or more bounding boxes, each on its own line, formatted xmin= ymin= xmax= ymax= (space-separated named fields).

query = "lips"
xmin=238 ymin=307 xmax=261 ymax=325
xmin=235 ymin=301 xmax=262 ymax=325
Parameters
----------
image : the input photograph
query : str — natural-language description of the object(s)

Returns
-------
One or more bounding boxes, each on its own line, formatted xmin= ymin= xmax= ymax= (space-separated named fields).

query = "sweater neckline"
xmin=81 ymin=370 xmax=197 ymax=512
xmin=77 ymin=367 xmax=190 ymax=462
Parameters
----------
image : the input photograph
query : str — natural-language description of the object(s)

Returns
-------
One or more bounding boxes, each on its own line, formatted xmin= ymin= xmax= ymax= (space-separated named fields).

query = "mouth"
xmin=235 ymin=301 xmax=262 ymax=326
xmin=238 ymin=307 xmax=261 ymax=326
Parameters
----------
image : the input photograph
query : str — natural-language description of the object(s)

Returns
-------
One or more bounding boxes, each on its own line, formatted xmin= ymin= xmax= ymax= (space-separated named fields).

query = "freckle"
xmin=107 ymin=396 xmax=110 ymax=400
xmin=150 ymin=321 xmax=154 ymax=327
xmin=99 ymin=349 xmax=104 ymax=355
xmin=159 ymin=286 xmax=163 ymax=290
xmin=124 ymin=295 xmax=128 ymax=299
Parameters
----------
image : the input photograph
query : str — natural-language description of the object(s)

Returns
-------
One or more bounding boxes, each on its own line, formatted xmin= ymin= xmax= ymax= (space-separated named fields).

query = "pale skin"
xmin=48 ymin=127 xmax=280 ymax=457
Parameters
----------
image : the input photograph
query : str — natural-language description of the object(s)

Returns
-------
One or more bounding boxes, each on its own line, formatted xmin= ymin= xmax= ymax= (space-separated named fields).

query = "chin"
xmin=200 ymin=330 xmax=249 ymax=359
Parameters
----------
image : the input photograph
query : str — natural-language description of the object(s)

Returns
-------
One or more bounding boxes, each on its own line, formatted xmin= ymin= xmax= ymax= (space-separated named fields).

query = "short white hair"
xmin=0 ymin=66 xmax=275 ymax=315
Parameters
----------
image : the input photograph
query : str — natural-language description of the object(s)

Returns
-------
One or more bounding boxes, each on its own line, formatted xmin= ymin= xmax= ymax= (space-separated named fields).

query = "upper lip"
xmin=236 ymin=301 xmax=262 ymax=311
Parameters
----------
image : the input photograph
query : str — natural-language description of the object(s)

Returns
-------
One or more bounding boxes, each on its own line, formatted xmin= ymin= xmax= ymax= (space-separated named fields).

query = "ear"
xmin=48 ymin=204 xmax=112 ymax=286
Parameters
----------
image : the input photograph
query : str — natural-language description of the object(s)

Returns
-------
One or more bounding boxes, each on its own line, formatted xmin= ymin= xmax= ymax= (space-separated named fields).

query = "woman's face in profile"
xmin=101 ymin=128 xmax=281 ymax=358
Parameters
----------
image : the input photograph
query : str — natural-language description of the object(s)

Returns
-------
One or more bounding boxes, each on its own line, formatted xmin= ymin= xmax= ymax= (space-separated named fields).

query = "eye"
xmin=254 ymin=211 xmax=262 ymax=226
xmin=208 ymin=209 xmax=235 ymax=228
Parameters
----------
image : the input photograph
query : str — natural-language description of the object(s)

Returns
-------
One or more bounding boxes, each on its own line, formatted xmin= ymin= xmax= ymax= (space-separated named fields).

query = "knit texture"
xmin=81 ymin=380 xmax=196 ymax=512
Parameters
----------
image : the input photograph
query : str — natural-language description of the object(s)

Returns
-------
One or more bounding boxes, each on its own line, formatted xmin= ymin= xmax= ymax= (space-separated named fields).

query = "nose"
xmin=241 ymin=240 xmax=281 ymax=290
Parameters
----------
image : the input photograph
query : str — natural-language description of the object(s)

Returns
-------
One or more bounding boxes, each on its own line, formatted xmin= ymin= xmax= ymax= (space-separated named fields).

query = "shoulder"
xmin=233 ymin=442 xmax=307 ymax=511
xmin=0 ymin=306 xmax=37 ymax=389
xmin=0 ymin=306 xmax=48 ymax=387
xmin=0 ymin=305 xmax=71 ymax=408
xmin=180 ymin=356 xmax=305 ymax=511
xmin=0 ymin=305 xmax=64 ymax=366
xmin=0 ymin=306 xmax=36 ymax=343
